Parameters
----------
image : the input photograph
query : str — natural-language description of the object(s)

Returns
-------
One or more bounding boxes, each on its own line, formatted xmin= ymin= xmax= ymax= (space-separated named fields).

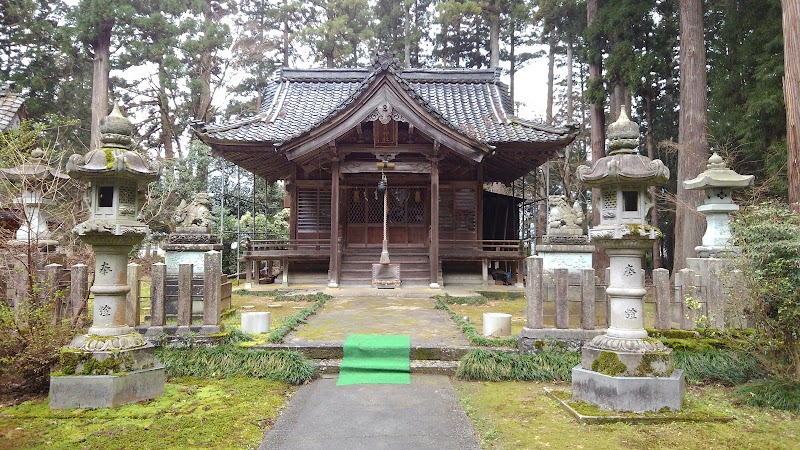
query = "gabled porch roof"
xmin=193 ymin=54 xmax=578 ymax=183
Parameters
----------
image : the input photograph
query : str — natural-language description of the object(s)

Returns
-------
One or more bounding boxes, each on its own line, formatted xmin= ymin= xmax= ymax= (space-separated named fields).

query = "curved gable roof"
xmin=194 ymin=63 xmax=576 ymax=149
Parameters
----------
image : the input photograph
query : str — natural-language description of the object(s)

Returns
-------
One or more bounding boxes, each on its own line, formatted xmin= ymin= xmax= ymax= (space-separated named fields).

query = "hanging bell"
xmin=377 ymin=177 xmax=387 ymax=196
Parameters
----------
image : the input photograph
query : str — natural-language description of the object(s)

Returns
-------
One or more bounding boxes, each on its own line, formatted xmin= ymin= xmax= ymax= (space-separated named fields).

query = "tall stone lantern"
xmin=684 ymin=152 xmax=754 ymax=257
xmin=572 ymin=109 xmax=684 ymax=412
xmin=50 ymin=103 xmax=164 ymax=409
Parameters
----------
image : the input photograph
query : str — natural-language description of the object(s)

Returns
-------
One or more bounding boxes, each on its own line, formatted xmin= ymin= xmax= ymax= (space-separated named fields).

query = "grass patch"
xmin=235 ymin=289 xmax=323 ymax=302
xmin=431 ymin=293 xmax=487 ymax=305
xmin=157 ymin=347 xmax=317 ymax=385
xmin=266 ymin=293 xmax=329 ymax=343
xmin=0 ymin=377 xmax=294 ymax=450
xmin=737 ymin=379 xmax=800 ymax=411
xmin=434 ymin=299 xmax=517 ymax=347
xmin=457 ymin=349 xmax=579 ymax=382
xmin=674 ymin=349 xmax=764 ymax=385
xmin=474 ymin=290 xmax=525 ymax=300
xmin=456 ymin=381 xmax=800 ymax=450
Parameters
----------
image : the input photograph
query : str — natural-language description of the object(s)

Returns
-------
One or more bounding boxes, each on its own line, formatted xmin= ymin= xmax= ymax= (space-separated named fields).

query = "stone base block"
xmin=582 ymin=345 xmax=673 ymax=378
xmin=519 ymin=328 xmax=606 ymax=353
xmin=49 ymin=365 xmax=165 ymax=409
xmin=372 ymin=263 xmax=400 ymax=289
xmin=572 ymin=366 xmax=685 ymax=412
xmin=538 ymin=244 xmax=594 ymax=274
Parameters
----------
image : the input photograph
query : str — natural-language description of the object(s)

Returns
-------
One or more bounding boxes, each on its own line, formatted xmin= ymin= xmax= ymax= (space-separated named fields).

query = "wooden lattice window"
xmin=297 ymin=188 xmax=331 ymax=233
xmin=439 ymin=188 xmax=476 ymax=232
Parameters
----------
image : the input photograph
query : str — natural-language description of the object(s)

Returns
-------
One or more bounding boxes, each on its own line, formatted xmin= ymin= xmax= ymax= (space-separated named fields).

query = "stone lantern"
xmin=683 ymin=152 xmax=754 ymax=257
xmin=572 ymin=109 xmax=684 ymax=412
xmin=0 ymin=147 xmax=68 ymax=251
xmin=50 ymin=103 xmax=164 ymax=409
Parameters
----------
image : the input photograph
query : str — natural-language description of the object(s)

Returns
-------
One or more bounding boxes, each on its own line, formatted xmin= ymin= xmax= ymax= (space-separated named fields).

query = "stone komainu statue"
xmin=548 ymin=195 xmax=584 ymax=231
xmin=174 ymin=193 xmax=212 ymax=228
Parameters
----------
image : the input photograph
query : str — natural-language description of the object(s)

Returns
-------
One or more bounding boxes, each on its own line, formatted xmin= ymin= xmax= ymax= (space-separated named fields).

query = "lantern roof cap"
xmin=683 ymin=152 xmax=754 ymax=189
xmin=66 ymin=102 xmax=158 ymax=182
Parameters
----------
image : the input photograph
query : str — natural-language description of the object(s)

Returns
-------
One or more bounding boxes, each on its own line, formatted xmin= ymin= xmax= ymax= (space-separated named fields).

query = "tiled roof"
xmin=196 ymin=65 xmax=575 ymax=146
xmin=0 ymin=83 xmax=25 ymax=131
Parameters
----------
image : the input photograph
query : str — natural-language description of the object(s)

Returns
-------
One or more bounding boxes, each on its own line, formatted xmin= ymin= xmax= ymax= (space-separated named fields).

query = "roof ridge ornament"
xmin=372 ymin=51 xmax=399 ymax=72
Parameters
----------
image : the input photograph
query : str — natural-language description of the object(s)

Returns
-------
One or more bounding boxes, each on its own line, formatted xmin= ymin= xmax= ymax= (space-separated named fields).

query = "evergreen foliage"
xmin=731 ymin=202 xmax=800 ymax=379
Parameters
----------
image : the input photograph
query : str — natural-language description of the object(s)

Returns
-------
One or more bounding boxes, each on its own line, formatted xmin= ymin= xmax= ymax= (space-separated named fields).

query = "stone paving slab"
xmin=286 ymin=296 xmax=472 ymax=347
xmin=259 ymin=374 xmax=480 ymax=450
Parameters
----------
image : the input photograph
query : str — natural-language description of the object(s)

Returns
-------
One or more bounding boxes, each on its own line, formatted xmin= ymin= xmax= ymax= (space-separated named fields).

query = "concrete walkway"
xmin=259 ymin=374 xmax=481 ymax=450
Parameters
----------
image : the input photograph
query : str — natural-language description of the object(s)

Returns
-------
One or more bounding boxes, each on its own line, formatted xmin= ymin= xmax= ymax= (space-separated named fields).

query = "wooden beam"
xmin=328 ymin=151 xmax=341 ymax=287
xmin=429 ymin=148 xmax=442 ymax=288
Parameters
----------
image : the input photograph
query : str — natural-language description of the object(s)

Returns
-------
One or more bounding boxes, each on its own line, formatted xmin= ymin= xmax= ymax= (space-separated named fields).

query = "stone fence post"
xmin=554 ymin=268 xmax=569 ymax=329
xmin=580 ymin=268 xmax=595 ymax=330
xmin=176 ymin=263 xmax=193 ymax=335
xmin=146 ymin=262 xmax=166 ymax=337
xmin=653 ymin=268 xmax=671 ymax=330
xmin=69 ymin=264 xmax=89 ymax=324
xmin=126 ymin=263 xmax=141 ymax=327
xmin=201 ymin=251 xmax=222 ymax=334
xmin=526 ymin=256 xmax=543 ymax=328
xmin=675 ymin=268 xmax=697 ymax=330
xmin=44 ymin=263 xmax=66 ymax=321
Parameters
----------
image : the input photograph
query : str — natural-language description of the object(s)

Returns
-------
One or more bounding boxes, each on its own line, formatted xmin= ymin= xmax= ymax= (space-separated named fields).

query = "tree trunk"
xmin=546 ymin=34 xmax=556 ymax=125
xmin=675 ymin=0 xmax=709 ymax=272
xmin=487 ymin=1 xmax=500 ymax=69
xmin=566 ymin=38 xmax=574 ymax=122
xmin=587 ymin=0 xmax=608 ymax=278
xmin=403 ymin=0 xmax=411 ymax=66
xmin=158 ymin=60 xmax=175 ymax=160
xmin=510 ymin=22 xmax=516 ymax=106
xmin=283 ymin=0 xmax=290 ymax=67
xmin=645 ymin=90 xmax=663 ymax=269
xmin=90 ymin=21 xmax=113 ymax=151
xmin=784 ymin=0 xmax=800 ymax=213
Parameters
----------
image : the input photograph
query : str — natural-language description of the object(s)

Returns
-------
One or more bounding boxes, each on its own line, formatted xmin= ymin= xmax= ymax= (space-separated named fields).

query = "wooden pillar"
xmin=429 ymin=147 xmax=441 ymax=288
xmin=244 ymin=257 xmax=252 ymax=289
xmin=282 ymin=257 xmax=289 ymax=287
xmin=328 ymin=153 xmax=341 ymax=287
xmin=288 ymin=165 xmax=298 ymax=240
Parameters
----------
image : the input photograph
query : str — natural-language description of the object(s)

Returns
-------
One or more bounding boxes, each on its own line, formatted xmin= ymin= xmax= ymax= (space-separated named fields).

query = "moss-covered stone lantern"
xmin=572 ymin=109 xmax=684 ymax=412
xmin=50 ymin=103 xmax=163 ymax=409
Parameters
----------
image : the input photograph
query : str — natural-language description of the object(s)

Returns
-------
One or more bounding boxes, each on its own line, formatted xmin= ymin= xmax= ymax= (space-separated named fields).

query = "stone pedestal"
xmin=163 ymin=226 xmax=222 ymax=314
xmin=372 ymin=263 xmax=400 ymax=288
xmin=537 ymin=233 xmax=594 ymax=275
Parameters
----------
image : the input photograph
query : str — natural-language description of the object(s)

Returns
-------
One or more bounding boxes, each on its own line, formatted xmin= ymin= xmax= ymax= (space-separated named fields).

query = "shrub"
xmin=0 ymin=298 xmax=75 ymax=397
xmin=731 ymin=202 xmax=800 ymax=379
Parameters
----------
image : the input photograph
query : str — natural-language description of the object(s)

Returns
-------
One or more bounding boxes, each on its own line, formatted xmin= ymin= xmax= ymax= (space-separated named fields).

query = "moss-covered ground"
xmin=456 ymin=381 xmax=800 ymax=449
xmin=225 ymin=290 xmax=315 ymax=345
xmin=0 ymin=377 xmax=295 ymax=450
xmin=447 ymin=297 xmax=528 ymax=335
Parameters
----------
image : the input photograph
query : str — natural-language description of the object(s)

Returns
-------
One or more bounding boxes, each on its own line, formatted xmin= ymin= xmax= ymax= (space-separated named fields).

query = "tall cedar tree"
xmin=675 ymin=0 xmax=708 ymax=272
xmin=785 ymin=0 xmax=800 ymax=212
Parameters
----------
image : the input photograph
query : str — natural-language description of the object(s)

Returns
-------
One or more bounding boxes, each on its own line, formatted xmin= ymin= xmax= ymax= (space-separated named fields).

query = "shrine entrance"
xmin=344 ymin=185 xmax=428 ymax=249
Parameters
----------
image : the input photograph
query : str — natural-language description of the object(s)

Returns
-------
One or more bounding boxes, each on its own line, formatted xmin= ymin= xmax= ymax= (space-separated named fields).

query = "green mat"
xmin=337 ymin=334 xmax=411 ymax=386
